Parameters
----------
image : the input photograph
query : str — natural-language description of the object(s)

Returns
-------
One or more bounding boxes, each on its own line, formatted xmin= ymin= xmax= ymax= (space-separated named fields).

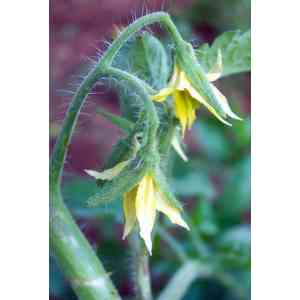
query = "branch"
xmin=157 ymin=261 xmax=212 ymax=300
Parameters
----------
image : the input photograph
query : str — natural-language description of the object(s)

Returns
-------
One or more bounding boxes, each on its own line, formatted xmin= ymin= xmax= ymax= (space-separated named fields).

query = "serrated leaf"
xmin=195 ymin=30 xmax=251 ymax=77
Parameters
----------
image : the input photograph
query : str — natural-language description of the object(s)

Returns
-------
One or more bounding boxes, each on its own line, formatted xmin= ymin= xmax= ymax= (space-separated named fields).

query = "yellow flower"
xmin=152 ymin=51 xmax=241 ymax=135
xmin=123 ymin=174 xmax=189 ymax=254
xmin=85 ymin=164 xmax=189 ymax=255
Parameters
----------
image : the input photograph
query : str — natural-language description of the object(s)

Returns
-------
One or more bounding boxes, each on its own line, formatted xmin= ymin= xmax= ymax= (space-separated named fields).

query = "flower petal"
xmin=135 ymin=175 xmax=157 ymax=255
xmin=177 ymin=70 xmax=191 ymax=90
xmin=171 ymin=134 xmax=188 ymax=162
xmin=152 ymin=64 xmax=180 ymax=102
xmin=122 ymin=187 xmax=138 ymax=239
xmin=151 ymin=87 xmax=174 ymax=102
xmin=206 ymin=49 xmax=223 ymax=82
xmin=84 ymin=160 xmax=130 ymax=181
xmin=156 ymin=190 xmax=189 ymax=230
xmin=210 ymin=84 xmax=242 ymax=120
xmin=184 ymin=93 xmax=197 ymax=129
xmin=174 ymin=90 xmax=189 ymax=135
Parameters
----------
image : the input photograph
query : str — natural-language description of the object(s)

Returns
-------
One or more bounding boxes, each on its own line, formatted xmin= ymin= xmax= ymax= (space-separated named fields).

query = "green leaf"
xmin=195 ymin=30 xmax=251 ymax=77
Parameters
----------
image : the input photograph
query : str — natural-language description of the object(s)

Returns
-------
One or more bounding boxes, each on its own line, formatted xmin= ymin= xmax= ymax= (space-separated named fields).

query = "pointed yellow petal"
xmin=186 ymin=83 xmax=232 ymax=126
xmin=169 ymin=64 xmax=181 ymax=87
xmin=151 ymin=87 xmax=174 ymax=102
xmin=135 ymin=175 xmax=157 ymax=255
xmin=152 ymin=64 xmax=181 ymax=102
xmin=174 ymin=91 xmax=189 ymax=135
xmin=206 ymin=49 xmax=223 ymax=82
xmin=84 ymin=160 xmax=130 ymax=181
xmin=171 ymin=135 xmax=188 ymax=162
xmin=177 ymin=70 xmax=191 ymax=91
xmin=156 ymin=190 xmax=189 ymax=230
xmin=184 ymin=93 xmax=197 ymax=129
xmin=122 ymin=187 xmax=138 ymax=239
xmin=210 ymin=84 xmax=242 ymax=120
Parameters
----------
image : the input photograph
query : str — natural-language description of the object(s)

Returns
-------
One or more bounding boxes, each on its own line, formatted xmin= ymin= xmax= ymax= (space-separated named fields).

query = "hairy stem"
xmin=129 ymin=233 xmax=153 ymax=300
xmin=50 ymin=12 xmax=183 ymax=186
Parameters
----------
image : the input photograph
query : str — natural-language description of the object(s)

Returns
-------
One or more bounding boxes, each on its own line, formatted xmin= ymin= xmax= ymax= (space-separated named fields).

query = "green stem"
xmin=50 ymin=191 xmax=121 ymax=300
xmin=101 ymin=12 xmax=184 ymax=67
xmin=156 ymin=225 xmax=188 ymax=264
xmin=129 ymin=233 xmax=153 ymax=300
xmin=157 ymin=261 xmax=212 ymax=300
xmin=105 ymin=67 xmax=159 ymax=142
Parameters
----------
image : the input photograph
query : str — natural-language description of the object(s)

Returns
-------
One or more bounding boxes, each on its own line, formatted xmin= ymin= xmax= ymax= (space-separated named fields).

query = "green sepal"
xmin=87 ymin=111 xmax=154 ymax=206
xmin=153 ymin=167 xmax=182 ymax=210
xmin=86 ymin=158 xmax=149 ymax=207
xmin=175 ymin=42 xmax=227 ymax=118
xmin=195 ymin=30 xmax=251 ymax=77
xmin=96 ymin=106 xmax=133 ymax=134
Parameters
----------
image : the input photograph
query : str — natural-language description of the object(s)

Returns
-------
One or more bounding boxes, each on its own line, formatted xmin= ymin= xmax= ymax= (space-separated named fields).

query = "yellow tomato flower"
xmin=123 ymin=174 xmax=189 ymax=254
xmin=85 ymin=164 xmax=189 ymax=255
xmin=152 ymin=51 xmax=241 ymax=134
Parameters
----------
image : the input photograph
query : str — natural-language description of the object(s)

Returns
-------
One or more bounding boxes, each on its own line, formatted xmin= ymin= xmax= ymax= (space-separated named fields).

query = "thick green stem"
xmin=50 ymin=190 xmax=121 ymax=300
xmin=129 ymin=233 xmax=153 ymax=300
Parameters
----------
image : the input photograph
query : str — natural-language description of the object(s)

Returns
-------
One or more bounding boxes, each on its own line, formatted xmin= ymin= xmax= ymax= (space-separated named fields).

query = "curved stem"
xmin=50 ymin=12 xmax=182 ymax=186
xmin=101 ymin=12 xmax=184 ymax=67
xmin=105 ymin=67 xmax=159 ymax=142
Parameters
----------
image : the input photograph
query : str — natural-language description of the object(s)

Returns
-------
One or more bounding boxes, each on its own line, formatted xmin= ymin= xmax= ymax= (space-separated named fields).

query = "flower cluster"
xmin=86 ymin=29 xmax=241 ymax=255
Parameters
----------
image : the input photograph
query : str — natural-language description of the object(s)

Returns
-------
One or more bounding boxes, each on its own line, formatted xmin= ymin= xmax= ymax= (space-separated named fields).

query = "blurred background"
xmin=50 ymin=1 xmax=250 ymax=299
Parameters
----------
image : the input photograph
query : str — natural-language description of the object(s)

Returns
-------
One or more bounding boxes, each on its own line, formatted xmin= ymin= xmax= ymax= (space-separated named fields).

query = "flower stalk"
xmin=129 ymin=233 xmax=153 ymax=300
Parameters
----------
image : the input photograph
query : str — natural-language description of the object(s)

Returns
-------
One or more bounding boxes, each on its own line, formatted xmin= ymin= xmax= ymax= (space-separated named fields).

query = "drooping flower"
xmin=152 ymin=51 xmax=241 ymax=135
xmin=85 ymin=165 xmax=189 ymax=255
